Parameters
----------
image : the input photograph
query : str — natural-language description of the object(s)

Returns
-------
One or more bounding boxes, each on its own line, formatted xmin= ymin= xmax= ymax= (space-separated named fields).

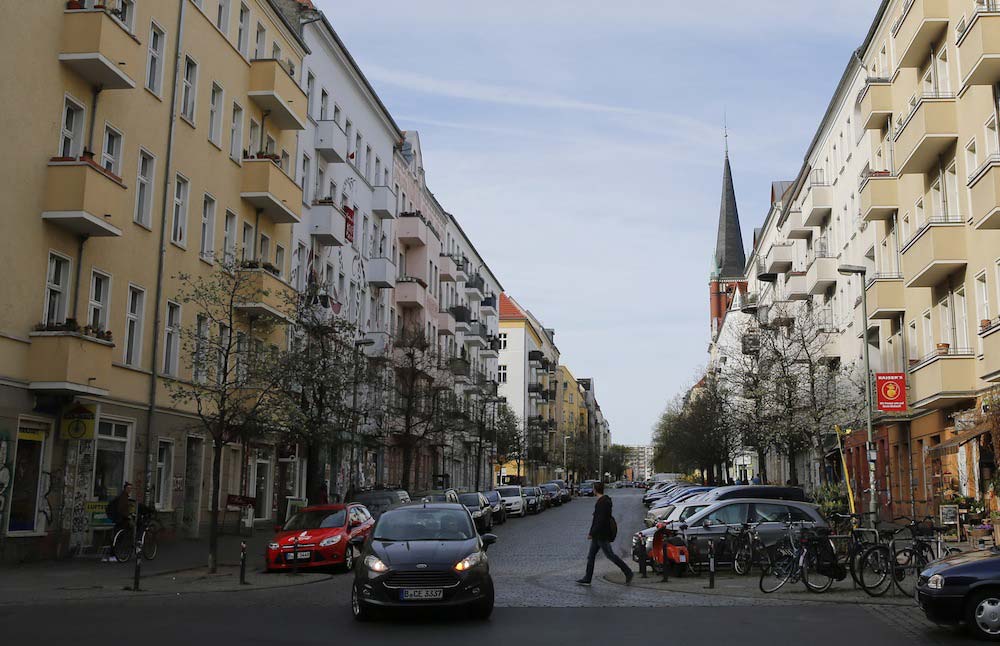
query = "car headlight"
xmin=926 ymin=574 xmax=944 ymax=590
xmin=455 ymin=552 xmax=483 ymax=572
xmin=364 ymin=555 xmax=389 ymax=573
xmin=472 ymin=510 xmax=482 ymax=517
xmin=268 ymin=542 xmax=280 ymax=550
xmin=645 ymin=537 xmax=653 ymax=550
xmin=319 ymin=535 xmax=342 ymax=547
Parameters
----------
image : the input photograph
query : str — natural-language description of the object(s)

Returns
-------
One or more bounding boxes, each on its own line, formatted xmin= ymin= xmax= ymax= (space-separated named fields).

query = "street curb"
xmin=601 ymin=573 xmax=917 ymax=606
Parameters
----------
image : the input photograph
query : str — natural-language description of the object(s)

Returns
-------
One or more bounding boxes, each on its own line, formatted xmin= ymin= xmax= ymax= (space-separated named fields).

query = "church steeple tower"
xmin=709 ymin=132 xmax=747 ymax=339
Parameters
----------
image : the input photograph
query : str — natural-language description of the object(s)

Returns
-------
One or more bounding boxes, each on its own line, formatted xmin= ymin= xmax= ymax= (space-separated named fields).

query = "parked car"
xmin=698 ymin=485 xmax=809 ymax=503
xmin=546 ymin=480 xmax=572 ymax=502
xmin=459 ymin=492 xmax=494 ymax=532
xmin=411 ymin=489 xmax=460 ymax=504
xmin=651 ymin=486 xmax=712 ymax=508
xmin=348 ymin=490 xmax=410 ymax=520
xmin=482 ymin=490 xmax=507 ymax=525
xmin=266 ymin=503 xmax=374 ymax=572
xmin=916 ymin=549 xmax=1000 ymax=640
xmin=521 ymin=486 xmax=544 ymax=514
xmin=539 ymin=483 xmax=562 ymax=507
xmin=350 ymin=503 xmax=497 ymax=621
xmin=643 ymin=483 xmax=690 ymax=506
xmin=578 ymin=481 xmax=596 ymax=496
xmin=644 ymin=499 xmax=714 ymax=528
xmin=497 ymin=485 xmax=526 ymax=517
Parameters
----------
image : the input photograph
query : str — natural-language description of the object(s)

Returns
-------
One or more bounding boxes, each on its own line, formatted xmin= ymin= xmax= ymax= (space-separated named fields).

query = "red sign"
xmin=876 ymin=373 xmax=907 ymax=412
xmin=343 ymin=205 xmax=355 ymax=243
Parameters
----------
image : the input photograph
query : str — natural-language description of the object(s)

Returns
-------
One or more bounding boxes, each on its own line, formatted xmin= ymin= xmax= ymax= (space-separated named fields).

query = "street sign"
xmin=875 ymin=373 xmax=907 ymax=412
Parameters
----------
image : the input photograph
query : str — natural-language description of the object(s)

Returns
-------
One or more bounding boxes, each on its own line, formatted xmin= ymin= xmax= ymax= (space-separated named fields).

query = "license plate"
xmin=400 ymin=588 xmax=443 ymax=601
xmin=286 ymin=551 xmax=311 ymax=561
xmin=678 ymin=554 xmax=687 ymax=563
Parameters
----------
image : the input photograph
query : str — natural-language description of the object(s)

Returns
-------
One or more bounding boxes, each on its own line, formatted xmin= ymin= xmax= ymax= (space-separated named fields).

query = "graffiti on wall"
xmin=37 ymin=470 xmax=62 ymax=526
xmin=0 ymin=432 xmax=10 ymax=522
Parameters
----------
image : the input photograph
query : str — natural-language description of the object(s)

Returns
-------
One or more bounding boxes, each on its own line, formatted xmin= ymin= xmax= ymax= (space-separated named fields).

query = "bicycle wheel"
xmin=112 ymin=529 xmax=134 ymax=563
xmin=141 ymin=528 xmax=158 ymax=560
xmin=802 ymin=548 xmax=834 ymax=593
xmin=733 ymin=539 xmax=752 ymax=576
xmin=857 ymin=545 xmax=892 ymax=597
xmin=760 ymin=552 xmax=795 ymax=593
xmin=891 ymin=547 xmax=926 ymax=598
xmin=848 ymin=542 xmax=872 ymax=588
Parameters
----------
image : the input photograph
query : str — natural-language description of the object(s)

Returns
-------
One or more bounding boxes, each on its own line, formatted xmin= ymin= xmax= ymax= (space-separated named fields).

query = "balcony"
xmin=859 ymin=170 xmax=899 ymax=221
xmin=480 ymin=336 xmax=501 ymax=359
xmin=899 ymin=218 xmax=966 ymax=287
xmin=893 ymin=95 xmax=958 ymax=175
xmin=454 ymin=257 xmax=469 ymax=283
xmin=968 ymin=157 xmax=1000 ymax=229
xmin=465 ymin=274 xmax=485 ymax=301
xmin=764 ymin=243 xmax=794 ymax=275
xmin=41 ymin=160 xmax=125 ymax=236
xmin=957 ymin=7 xmax=1000 ymax=87
xmin=27 ymin=331 xmax=114 ymax=396
xmin=240 ymin=159 xmax=301 ymax=224
xmin=464 ymin=322 xmax=488 ymax=349
xmin=365 ymin=257 xmax=395 ymax=288
xmin=785 ymin=209 xmax=814 ymax=240
xmin=893 ymin=0 xmax=950 ymax=68
xmin=805 ymin=243 xmax=837 ymax=295
xmin=248 ymin=59 xmax=307 ymax=130
xmin=858 ymin=79 xmax=893 ymax=130
xmin=448 ymin=357 xmax=471 ymax=380
xmin=308 ymin=201 xmax=346 ymax=246
xmin=234 ymin=268 xmax=296 ymax=322
xmin=784 ymin=271 xmax=809 ymax=300
xmin=314 ymin=120 xmax=348 ymax=163
xmin=364 ymin=330 xmax=391 ymax=356
xmin=372 ymin=186 xmax=397 ymax=219
xmin=528 ymin=350 xmax=544 ymax=366
xmin=907 ymin=348 xmax=977 ymax=409
xmin=397 ymin=215 xmax=428 ymax=246
xmin=980 ymin=321 xmax=1000 ymax=382
xmin=395 ymin=277 xmax=428 ymax=309
xmin=437 ymin=309 xmax=456 ymax=336
xmin=865 ymin=275 xmax=905 ymax=319
xmin=801 ymin=182 xmax=833 ymax=227
xmin=59 ymin=9 xmax=140 ymax=89
xmin=480 ymin=295 xmax=498 ymax=317
xmin=439 ymin=254 xmax=457 ymax=282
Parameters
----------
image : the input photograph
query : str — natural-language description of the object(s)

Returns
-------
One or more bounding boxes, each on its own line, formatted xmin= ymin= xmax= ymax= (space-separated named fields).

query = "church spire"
xmin=713 ymin=130 xmax=745 ymax=279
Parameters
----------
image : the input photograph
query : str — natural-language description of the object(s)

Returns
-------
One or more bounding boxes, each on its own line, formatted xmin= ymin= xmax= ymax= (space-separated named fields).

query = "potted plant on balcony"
xmin=936 ymin=342 xmax=951 ymax=355
xmin=983 ymin=319 xmax=994 ymax=332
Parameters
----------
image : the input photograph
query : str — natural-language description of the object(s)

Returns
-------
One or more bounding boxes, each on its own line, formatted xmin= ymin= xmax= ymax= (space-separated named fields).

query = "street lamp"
xmin=348 ymin=338 xmax=376 ymax=496
xmin=838 ymin=264 xmax=877 ymax=526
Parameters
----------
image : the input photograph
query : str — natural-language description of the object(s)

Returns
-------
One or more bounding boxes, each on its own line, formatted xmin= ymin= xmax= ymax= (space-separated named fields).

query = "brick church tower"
xmin=708 ymin=140 xmax=747 ymax=340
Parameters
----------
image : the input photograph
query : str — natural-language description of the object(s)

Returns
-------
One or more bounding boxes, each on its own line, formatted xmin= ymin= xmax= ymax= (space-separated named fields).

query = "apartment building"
xmin=623 ymin=445 xmax=654 ymax=481
xmin=711 ymin=0 xmax=1000 ymax=517
xmin=0 ymin=0 xmax=308 ymax=560
xmin=554 ymin=364 xmax=588 ymax=480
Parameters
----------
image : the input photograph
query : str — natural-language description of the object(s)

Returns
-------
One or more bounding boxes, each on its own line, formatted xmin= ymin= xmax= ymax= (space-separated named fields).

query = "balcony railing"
xmin=900 ymin=216 xmax=966 ymax=287
xmin=968 ymin=154 xmax=1000 ymax=229
xmin=465 ymin=274 xmax=486 ymax=298
xmin=248 ymin=58 xmax=307 ymax=130
xmin=450 ymin=305 xmax=472 ymax=324
xmin=60 ymin=8 xmax=140 ymax=90
xmin=893 ymin=93 xmax=958 ymax=174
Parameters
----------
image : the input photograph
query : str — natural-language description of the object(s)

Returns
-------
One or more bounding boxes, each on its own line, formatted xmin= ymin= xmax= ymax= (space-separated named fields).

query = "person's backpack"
xmin=810 ymin=531 xmax=846 ymax=580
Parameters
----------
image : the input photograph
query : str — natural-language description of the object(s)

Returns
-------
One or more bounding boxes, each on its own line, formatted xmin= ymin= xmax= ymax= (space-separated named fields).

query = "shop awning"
xmin=924 ymin=425 xmax=992 ymax=458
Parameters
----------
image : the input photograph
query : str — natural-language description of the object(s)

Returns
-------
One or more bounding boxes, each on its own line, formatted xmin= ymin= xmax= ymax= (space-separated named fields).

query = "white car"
xmin=644 ymin=500 xmax=711 ymax=528
xmin=497 ymin=485 xmax=526 ymax=517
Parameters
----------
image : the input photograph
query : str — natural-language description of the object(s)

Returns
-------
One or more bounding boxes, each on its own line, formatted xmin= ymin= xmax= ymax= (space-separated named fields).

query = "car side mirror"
xmin=348 ymin=534 xmax=366 ymax=547
xmin=481 ymin=533 xmax=498 ymax=550
xmin=702 ymin=520 xmax=712 ymax=529
xmin=678 ymin=523 xmax=688 ymax=531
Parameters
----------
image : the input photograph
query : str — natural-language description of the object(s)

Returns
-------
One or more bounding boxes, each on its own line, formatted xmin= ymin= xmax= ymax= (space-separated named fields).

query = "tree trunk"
xmin=305 ymin=440 xmax=325 ymax=504
xmin=401 ymin=440 xmax=414 ymax=491
xmin=756 ymin=448 xmax=768 ymax=484
xmin=208 ymin=440 xmax=223 ymax=574
xmin=786 ymin=451 xmax=797 ymax=485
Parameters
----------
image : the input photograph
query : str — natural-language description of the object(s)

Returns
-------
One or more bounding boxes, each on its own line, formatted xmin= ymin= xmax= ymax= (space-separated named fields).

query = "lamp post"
xmin=838 ymin=264 xmax=878 ymax=526
xmin=348 ymin=337 xmax=375 ymax=496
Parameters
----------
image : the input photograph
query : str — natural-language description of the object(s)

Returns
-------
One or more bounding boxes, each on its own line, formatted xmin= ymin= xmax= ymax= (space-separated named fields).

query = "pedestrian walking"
xmin=576 ymin=481 xmax=633 ymax=586
xmin=751 ymin=474 xmax=762 ymax=485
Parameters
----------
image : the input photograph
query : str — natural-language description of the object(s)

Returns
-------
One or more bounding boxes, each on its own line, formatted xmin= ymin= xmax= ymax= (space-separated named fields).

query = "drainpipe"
xmin=143 ymin=0 xmax=186 ymax=506
xmin=85 ymin=88 xmax=102 ymax=155
xmin=71 ymin=235 xmax=89 ymax=322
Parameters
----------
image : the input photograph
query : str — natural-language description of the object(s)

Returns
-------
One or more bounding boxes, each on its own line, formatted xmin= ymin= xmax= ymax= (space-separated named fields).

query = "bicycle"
xmin=731 ymin=522 xmax=769 ymax=576
xmin=828 ymin=511 xmax=881 ymax=589
xmin=857 ymin=516 xmax=946 ymax=598
xmin=759 ymin=521 xmax=836 ymax=594
xmin=112 ymin=505 xmax=159 ymax=563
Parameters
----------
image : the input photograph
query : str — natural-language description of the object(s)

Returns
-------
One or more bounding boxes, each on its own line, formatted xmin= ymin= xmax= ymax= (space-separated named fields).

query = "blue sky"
xmin=316 ymin=1 xmax=880 ymax=445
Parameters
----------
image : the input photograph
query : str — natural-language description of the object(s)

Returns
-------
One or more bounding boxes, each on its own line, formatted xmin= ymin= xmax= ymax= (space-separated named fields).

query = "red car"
xmin=266 ymin=503 xmax=374 ymax=572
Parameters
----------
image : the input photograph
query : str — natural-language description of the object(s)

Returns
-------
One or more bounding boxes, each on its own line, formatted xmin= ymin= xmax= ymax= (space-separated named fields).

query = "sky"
xmin=315 ymin=0 xmax=881 ymax=445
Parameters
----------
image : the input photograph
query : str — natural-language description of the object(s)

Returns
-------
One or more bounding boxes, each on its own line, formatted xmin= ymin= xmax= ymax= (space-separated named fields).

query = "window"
xmin=280 ymin=150 xmax=290 ymax=173
xmin=194 ymin=314 xmax=209 ymax=383
xmin=265 ymin=134 xmax=275 ymax=155
xmin=966 ymin=139 xmax=978 ymax=178
xmin=946 ymin=164 xmax=959 ymax=218
xmin=60 ymin=97 xmax=84 ymax=157
xmin=922 ymin=310 xmax=933 ymax=357
xmin=498 ymin=333 xmax=508 ymax=349
xmin=701 ymin=503 xmax=748 ymax=526
xmin=271 ymin=42 xmax=281 ymax=62
xmin=248 ymin=119 xmax=260 ymax=154
xmin=7 ymin=419 xmax=51 ymax=534
xmin=44 ymin=253 xmax=70 ymax=325
xmin=101 ymin=124 xmax=122 ymax=175
xmin=93 ymin=420 xmax=131 ymax=503
xmin=306 ymin=72 xmax=315 ymax=118
xmin=223 ymin=211 xmax=236 ymax=264
xmin=320 ymin=90 xmax=329 ymax=120
xmin=114 ymin=0 xmax=136 ymax=31
xmin=146 ymin=24 xmax=165 ymax=94
xmin=154 ymin=440 xmax=174 ymax=510
xmin=163 ymin=301 xmax=181 ymax=376
xmin=333 ymin=104 xmax=341 ymax=124
xmin=124 ymin=286 xmax=145 ymax=366
xmin=88 ymin=271 xmax=111 ymax=330
xmin=236 ymin=4 xmax=250 ymax=56
xmin=134 ymin=150 xmax=154 ymax=227
xmin=181 ymin=57 xmax=197 ymax=122
xmin=752 ymin=503 xmax=794 ymax=523
xmin=216 ymin=324 xmax=231 ymax=383
xmin=274 ymin=245 xmax=285 ymax=277
xmin=200 ymin=194 xmax=216 ymax=260
xmin=365 ymin=145 xmax=372 ymax=180
xmin=208 ymin=83 xmax=223 ymax=146
xmin=939 ymin=297 xmax=953 ymax=345
xmin=216 ymin=0 xmax=230 ymax=32
xmin=954 ymin=287 xmax=969 ymax=349
xmin=977 ymin=273 xmax=990 ymax=351
xmin=498 ymin=365 xmax=507 ymax=383
xmin=254 ymin=23 xmax=266 ymax=59
xmin=907 ymin=320 xmax=918 ymax=360
xmin=241 ymin=223 xmax=254 ymax=261
xmin=229 ymin=103 xmax=243 ymax=160
xmin=301 ymin=154 xmax=311 ymax=201
xmin=258 ymin=233 xmax=270 ymax=263
xmin=171 ymin=175 xmax=189 ymax=245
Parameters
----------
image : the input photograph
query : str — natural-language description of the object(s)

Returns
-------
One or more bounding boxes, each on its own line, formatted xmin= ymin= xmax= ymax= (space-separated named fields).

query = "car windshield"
xmin=498 ymin=487 xmax=520 ymax=497
xmin=414 ymin=492 xmax=448 ymax=502
xmin=459 ymin=493 xmax=482 ymax=506
xmin=283 ymin=509 xmax=346 ymax=531
xmin=483 ymin=491 xmax=500 ymax=503
xmin=373 ymin=508 xmax=476 ymax=541
xmin=351 ymin=495 xmax=395 ymax=516
xmin=678 ymin=505 xmax=707 ymax=521
xmin=523 ymin=488 xmax=539 ymax=496
xmin=541 ymin=484 xmax=557 ymax=492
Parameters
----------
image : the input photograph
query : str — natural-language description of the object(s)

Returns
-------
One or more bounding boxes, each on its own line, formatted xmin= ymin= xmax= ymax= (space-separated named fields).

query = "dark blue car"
xmin=916 ymin=549 xmax=1000 ymax=640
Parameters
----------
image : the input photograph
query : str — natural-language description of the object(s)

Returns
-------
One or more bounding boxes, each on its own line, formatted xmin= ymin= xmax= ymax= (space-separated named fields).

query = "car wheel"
xmin=470 ymin=581 xmax=495 ymax=620
xmin=342 ymin=545 xmax=355 ymax=573
xmin=351 ymin=585 xmax=375 ymax=622
xmin=966 ymin=590 xmax=1000 ymax=641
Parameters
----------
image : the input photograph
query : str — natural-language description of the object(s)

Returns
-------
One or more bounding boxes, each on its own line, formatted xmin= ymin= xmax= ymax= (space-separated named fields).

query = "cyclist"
xmin=104 ymin=482 xmax=133 ymax=562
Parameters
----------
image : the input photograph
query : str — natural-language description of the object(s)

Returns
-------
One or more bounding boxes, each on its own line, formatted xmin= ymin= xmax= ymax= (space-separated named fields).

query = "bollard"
xmin=240 ymin=541 xmax=248 ymax=585
xmin=132 ymin=521 xmax=141 ymax=592
xmin=292 ymin=537 xmax=299 ymax=575
xmin=638 ymin=539 xmax=647 ymax=579
xmin=661 ymin=534 xmax=670 ymax=583
xmin=706 ymin=539 xmax=716 ymax=589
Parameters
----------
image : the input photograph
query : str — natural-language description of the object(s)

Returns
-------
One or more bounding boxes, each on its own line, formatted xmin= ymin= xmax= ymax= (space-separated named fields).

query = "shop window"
xmin=93 ymin=420 xmax=131 ymax=503
xmin=7 ymin=419 xmax=50 ymax=534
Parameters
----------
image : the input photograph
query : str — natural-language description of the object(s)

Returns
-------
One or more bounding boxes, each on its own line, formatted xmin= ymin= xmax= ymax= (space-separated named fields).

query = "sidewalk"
xmin=0 ymin=532 xmax=332 ymax=605
xmin=603 ymin=569 xmax=919 ymax=606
